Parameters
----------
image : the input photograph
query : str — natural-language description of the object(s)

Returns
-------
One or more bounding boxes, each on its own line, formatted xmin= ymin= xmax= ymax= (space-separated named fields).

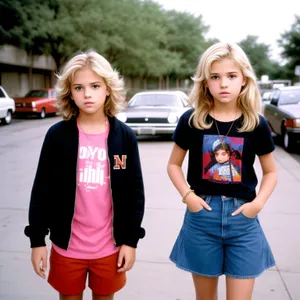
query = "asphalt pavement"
xmin=0 ymin=118 xmax=299 ymax=299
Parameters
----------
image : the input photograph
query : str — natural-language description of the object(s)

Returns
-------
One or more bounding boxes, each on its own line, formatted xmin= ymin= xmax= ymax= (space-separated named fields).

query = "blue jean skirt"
xmin=170 ymin=195 xmax=275 ymax=279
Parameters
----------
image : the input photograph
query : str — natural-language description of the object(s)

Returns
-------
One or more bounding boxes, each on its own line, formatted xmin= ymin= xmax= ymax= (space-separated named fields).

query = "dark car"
xmin=264 ymin=86 xmax=300 ymax=152
xmin=116 ymin=90 xmax=189 ymax=136
xmin=14 ymin=88 xmax=57 ymax=118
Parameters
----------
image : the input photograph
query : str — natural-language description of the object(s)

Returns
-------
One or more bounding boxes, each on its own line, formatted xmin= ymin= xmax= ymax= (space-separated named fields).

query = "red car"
xmin=14 ymin=88 xmax=57 ymax=118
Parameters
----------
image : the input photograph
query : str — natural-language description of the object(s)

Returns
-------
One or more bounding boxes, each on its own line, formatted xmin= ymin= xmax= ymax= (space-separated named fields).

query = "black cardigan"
xmin=24 ymin=116 xmax=145 ymax=249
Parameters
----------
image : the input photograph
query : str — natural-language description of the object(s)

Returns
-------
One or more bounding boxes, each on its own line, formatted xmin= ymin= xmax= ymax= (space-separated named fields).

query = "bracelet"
xmin=182 ymin=189 xmax=194 ymax=203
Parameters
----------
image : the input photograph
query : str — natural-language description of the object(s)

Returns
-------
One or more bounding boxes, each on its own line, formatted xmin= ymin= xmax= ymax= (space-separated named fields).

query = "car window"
xmin=270 ymin=90 xmax=280 ymax=106
xmin=128 ymin=94 xmax=183 ymax=107
xmin=25 ymin=90 xmax=48 ymax=97
xmin=50 ymin=90 xmax=56 ymax=98
xmin=0 ymin=88 xmax=5 ymax=98
xmin=177 ymin=94 xmax=189 ymax=106
xmin=278 ymin=89 xmax=300 ymax=105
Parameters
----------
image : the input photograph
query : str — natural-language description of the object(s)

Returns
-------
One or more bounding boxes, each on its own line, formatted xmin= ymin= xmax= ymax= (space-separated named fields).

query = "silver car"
xmin=264 ymin=86 xmax=300 ymax=152
xmin=117 ymin=90 xmax=190 ymax=136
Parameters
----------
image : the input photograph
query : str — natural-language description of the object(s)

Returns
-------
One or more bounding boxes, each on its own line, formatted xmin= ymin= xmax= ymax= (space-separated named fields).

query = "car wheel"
xmin=2 ymin=110 xmax=12 ymax=125
xmin=283 ymin=128 xmax=295 ymax=153
xmin=40 ymin=108 xmax=46 ymax=119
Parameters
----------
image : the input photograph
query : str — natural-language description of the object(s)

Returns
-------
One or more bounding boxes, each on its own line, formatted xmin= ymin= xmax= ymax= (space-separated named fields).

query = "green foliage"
xmin=279 ymin=15 xmax=300 ymax=81
xmin=2 ymin=0 xmax=297 ymax=83
xmin=239 ymin=35 xmax=275 ymax=79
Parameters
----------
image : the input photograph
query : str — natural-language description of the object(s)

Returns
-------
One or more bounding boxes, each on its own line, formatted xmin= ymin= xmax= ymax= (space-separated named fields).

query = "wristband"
xmin=182 ymin=189 xmax=194 ymax=203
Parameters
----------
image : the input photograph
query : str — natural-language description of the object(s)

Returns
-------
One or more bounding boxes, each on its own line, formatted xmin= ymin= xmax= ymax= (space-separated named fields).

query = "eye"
xmin=74 ymin=86 xmax=82 ymax=91
xmin=92 ymin=84 xmax=100 ymax=89
xmin=211 ymin=76 xmax=219 ymax=80
xmin=229 ymin=74 xmax=236 ymax=79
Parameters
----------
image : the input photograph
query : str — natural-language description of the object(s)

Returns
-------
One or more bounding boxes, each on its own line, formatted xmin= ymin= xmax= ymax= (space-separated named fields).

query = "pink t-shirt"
xmin=53 ymin=121 xmax=118 ymax=259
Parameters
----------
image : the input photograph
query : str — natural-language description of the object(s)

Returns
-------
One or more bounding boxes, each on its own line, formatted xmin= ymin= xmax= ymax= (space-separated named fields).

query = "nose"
xmin=220 ymin=78 xmax=228 ymax=88
xmin=84 ymin=88 xmax=91 ymax=99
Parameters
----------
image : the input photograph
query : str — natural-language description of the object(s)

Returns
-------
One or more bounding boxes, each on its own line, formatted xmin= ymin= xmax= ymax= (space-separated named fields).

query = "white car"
xmin=0 ymin=86 xmax=15 ymax=125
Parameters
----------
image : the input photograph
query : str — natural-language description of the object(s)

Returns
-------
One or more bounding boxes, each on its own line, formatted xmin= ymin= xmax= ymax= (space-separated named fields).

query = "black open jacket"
xmin=24 ymin=116 xmax=145 ymax=249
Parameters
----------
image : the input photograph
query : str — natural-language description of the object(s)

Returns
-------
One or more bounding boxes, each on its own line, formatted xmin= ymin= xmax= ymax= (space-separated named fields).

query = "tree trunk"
xmin=166 ymin=76 xmax=169 ymax=89
xmin=143 ymin=77 xmax=147 ymax=90
xmin=28 ymin=50 xmax=33 ymax=90
xmin=176 ymin=78 xmax=179 ymax=89
xmin=159 ymin=76 xmax=162 ymax=90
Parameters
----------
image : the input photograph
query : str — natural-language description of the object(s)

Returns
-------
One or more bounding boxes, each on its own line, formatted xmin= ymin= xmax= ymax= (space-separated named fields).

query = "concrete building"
xmin=0 ymin=44 xmax=56 ymax=97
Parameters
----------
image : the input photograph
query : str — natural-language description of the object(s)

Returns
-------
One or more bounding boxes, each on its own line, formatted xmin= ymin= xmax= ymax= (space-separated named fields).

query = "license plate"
xmin=140 ymin=128 xmax=153 ymax=135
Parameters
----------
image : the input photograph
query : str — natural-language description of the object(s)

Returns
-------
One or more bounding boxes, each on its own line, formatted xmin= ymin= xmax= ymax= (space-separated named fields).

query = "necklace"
xmin=78 ymin=118 xmax=108 ymax=144
xmin=213 ymin=112 xmax=237 ymax=144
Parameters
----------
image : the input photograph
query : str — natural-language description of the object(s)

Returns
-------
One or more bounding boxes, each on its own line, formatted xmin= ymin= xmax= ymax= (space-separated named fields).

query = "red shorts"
xmin=48 ymin=247 xmax=126 ymax=296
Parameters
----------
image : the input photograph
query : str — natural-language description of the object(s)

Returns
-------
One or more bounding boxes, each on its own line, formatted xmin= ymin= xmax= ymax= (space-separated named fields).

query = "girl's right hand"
xmin=31 ymin=246 xmax=48 ymax=279
xmin=185 ymin=193 xmax=212 ymax=213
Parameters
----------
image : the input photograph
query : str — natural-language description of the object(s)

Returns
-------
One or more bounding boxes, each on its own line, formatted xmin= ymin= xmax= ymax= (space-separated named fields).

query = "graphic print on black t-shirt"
xmin=203 ymin=135 xmax=244 ymax=183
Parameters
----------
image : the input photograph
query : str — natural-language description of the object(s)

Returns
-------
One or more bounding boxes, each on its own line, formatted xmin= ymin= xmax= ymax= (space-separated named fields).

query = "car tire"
xmin=1 ymin=110 xmax=12 ymax=125
xmin=282 ymin=128 xmax=295 ymax=153
xmin=40 ymin=108 xmax=46 ymax=119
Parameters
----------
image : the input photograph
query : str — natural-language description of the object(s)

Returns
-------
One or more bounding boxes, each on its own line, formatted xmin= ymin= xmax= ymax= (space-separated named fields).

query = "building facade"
xmin=0 ymin=44 xmax=56 ymax=97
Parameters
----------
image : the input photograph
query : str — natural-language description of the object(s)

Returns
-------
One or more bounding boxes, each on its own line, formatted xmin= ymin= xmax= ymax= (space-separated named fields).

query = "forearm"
xmin=167 ymin=163 xmax=190 ymax=197
xmin=254 ymin=171 xmax=278 ymax=206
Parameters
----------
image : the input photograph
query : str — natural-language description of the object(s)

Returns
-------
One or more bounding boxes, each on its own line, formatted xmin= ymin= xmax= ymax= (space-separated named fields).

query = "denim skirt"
xmin=170 ymin=195 xmax=275 ymax=278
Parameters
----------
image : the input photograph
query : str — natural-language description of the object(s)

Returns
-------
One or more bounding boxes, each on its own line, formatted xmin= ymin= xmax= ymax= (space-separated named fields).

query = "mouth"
xmin=220 ymin=92 xmax=230 ymax=95
xmin=84 ymin=101 xmax=94 ymax=105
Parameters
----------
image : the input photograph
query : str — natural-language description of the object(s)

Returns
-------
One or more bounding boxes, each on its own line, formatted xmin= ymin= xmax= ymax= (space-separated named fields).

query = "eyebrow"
xmin=72 ymin=81 xmax=102 ymax=86
xmin=210 ymin=71 xmax=239 ymax=75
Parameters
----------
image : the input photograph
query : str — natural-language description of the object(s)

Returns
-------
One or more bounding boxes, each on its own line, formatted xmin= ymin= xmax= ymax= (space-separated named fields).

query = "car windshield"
xmin=25 ymin=90 xmax=48 ymax=97
xmin=280 ymin=90 xmax=300 ymax=105
xmin=128 ymin=94 xmax=182 ymax=107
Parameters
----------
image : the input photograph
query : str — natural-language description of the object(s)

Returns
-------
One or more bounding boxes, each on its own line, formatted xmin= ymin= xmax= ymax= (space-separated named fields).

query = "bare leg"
xmin=59 ymin=294 xmax=83 ymax=300
xmin=92 ymin=293 xmax=114 ymax=300
xmin=192 ymin=274 xmax=219 ymax=300
xmin=226 ymin=277 xmax=255 ymax=300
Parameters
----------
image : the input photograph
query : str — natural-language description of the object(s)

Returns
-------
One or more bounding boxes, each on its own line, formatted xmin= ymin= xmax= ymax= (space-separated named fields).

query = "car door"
xmin=0 ymin=87 xmax=9 ymax=118
xmin=264 ymin=90 xmax=281 ymax=134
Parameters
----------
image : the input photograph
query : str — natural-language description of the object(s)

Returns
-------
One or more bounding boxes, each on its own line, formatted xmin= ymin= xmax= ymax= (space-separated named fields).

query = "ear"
xmin=242 ymin=77 xmax=246 ymax=87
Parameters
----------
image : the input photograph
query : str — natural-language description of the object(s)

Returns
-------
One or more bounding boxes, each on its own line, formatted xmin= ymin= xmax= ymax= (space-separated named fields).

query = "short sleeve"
xmin=172 ymin=109 xmax=193 ymax=150
xmin=254 ymin=115 xmax=275 ymax=156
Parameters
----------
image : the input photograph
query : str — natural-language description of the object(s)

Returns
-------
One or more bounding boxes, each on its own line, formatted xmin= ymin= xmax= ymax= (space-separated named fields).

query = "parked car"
xmin=14 ymin=88 xmax=57 ymax=118
xmin=0 ymin=85 xmax=15 ymax=125
xmin=261 ymin=91 xmax=272 ymax=114
xmin=116 ymin=90 xmax=190 ymax=136
xmin=264 ymin=86 xmax=300 ymax=152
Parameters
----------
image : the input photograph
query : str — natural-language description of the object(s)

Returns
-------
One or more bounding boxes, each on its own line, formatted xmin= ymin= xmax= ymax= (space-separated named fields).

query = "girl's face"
xmin=206 ymin=58 xmax=245 ymax=106
xmin=214 ymin=149 xmax=230 ymax=164
xmin=71 ymin=68 xmax=109 ymax=116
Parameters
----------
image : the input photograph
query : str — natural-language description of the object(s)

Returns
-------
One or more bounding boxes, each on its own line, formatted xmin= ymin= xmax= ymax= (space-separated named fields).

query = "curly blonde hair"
xmin=189 ymin=42 xmax=261 ymax=132
xmin=55 ymin=50 xmax=126 ymax=120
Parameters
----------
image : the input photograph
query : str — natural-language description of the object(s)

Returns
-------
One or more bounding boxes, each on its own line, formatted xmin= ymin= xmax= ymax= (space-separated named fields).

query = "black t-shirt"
xmin=173 ymin=109 xmax=275 ymax=201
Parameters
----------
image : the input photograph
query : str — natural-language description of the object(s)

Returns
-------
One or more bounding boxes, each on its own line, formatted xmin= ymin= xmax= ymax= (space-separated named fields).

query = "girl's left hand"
xmin=117 ymin=245 xmax=136 ymax=272
xmin=232 ymin=201 xmax=264 ymax=218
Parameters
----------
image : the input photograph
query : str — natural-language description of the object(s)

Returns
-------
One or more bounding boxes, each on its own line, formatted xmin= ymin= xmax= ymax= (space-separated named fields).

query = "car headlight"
xmin=32 ymin=102 xmax=36 ymax=108
xmin=168 ymin=112 xmax=178 ymax=123
xmin=116 ymin=112 xmax=127 ymax=123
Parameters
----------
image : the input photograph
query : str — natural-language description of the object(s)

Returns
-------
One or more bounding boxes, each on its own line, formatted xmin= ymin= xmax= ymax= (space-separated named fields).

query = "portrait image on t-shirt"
xmin=202 ymin=135 xmax=244 ymax=183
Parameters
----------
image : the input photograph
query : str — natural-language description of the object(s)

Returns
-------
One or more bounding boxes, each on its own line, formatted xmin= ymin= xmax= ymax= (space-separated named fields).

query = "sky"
xmin=153 ymin=0 xmax=300 ymax=62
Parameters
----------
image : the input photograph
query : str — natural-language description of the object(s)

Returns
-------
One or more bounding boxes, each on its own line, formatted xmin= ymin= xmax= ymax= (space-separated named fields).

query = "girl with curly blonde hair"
xmin=25 ymin=50 xmax=145 ymax=300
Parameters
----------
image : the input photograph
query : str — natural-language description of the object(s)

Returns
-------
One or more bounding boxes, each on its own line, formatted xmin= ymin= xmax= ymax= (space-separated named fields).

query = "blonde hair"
xmin=55 ymin=50 xmax=126 ymax=120
xmin=189 ymin=42 xmax=261 ymax=132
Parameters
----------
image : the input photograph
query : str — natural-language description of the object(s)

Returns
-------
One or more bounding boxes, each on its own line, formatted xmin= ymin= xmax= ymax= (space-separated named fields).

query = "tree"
xmin=239 ymin=35 xmax=276 ymax=79
xmin=279 ymin=15 xmax=300 ymax=82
